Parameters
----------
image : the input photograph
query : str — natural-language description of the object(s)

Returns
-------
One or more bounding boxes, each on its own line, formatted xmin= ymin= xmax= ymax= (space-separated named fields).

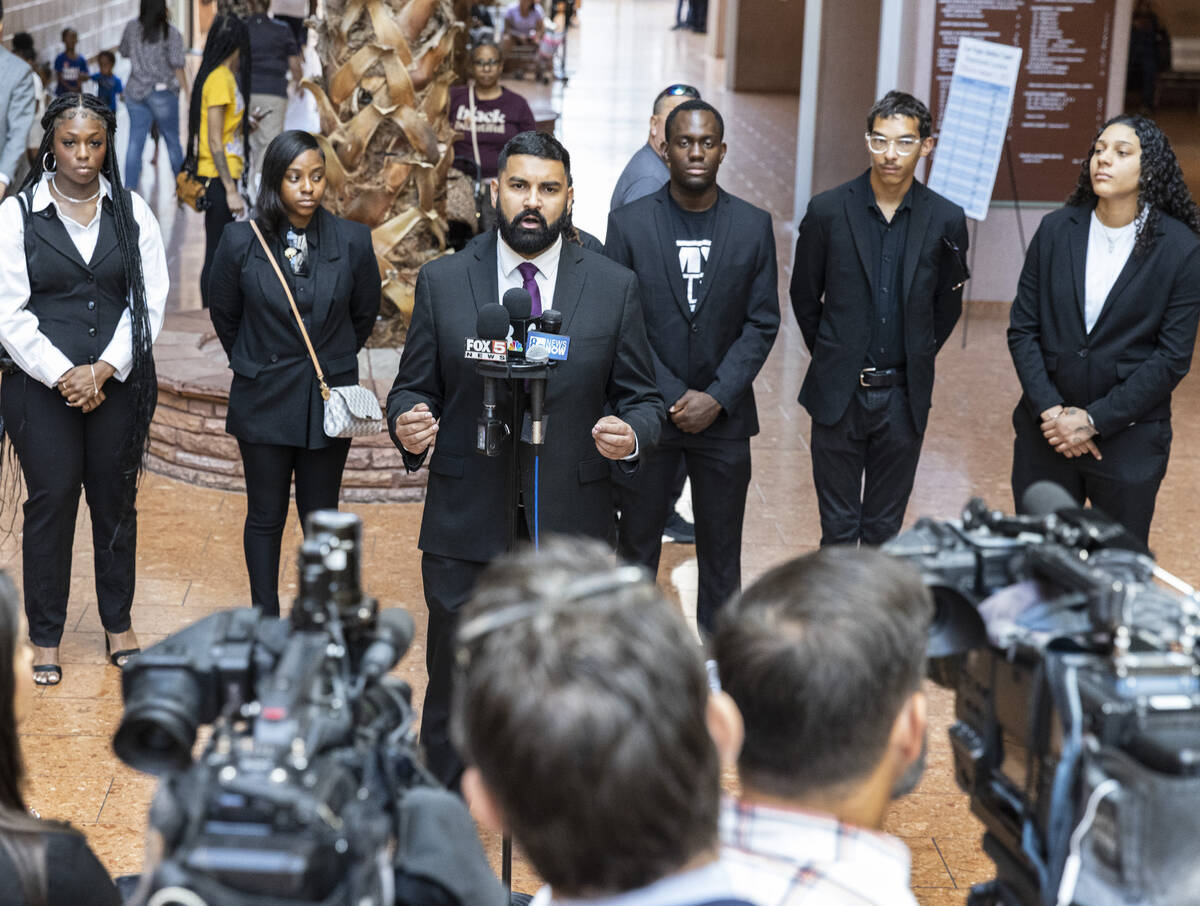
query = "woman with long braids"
xmin=0 ymin=572 xmax=122 ymax=904
xmin=0 ymin=91 xmax=168 ymax=685
xmin=1008 ymin=114 xmax=1200 ymax=543
xmin=187 ymin=13 xmax=251 ymax=307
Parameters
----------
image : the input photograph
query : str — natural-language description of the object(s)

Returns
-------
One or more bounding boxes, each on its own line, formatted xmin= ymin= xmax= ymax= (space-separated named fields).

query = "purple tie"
xmin=517 ymin=261 xmax=543 ymax=317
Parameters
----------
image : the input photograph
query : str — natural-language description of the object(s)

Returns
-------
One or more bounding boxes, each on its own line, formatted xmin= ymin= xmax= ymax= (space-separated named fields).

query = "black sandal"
xmin=105 ymin=634 xmax=141 ymax=668
xmin=33 ymin=664 xmax=62 ymax=686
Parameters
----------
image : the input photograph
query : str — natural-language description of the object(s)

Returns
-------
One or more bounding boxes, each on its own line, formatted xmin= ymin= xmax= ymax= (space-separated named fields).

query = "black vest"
xmin=23 ymin=194 xmax=134 ymax=367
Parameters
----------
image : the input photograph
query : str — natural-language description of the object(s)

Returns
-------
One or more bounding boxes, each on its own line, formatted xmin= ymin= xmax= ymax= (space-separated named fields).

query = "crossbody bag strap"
xmin=468 ymin=82 xmax=482 ymax=178
xmin=249 ymin=220 xmax=331 ymax=401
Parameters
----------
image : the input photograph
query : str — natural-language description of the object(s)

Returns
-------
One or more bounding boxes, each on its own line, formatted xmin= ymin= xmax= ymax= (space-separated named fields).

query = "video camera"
xmin=885 ymin=483 xmax=1200 ymax=906
xmin=112 ymin=511 xmax=505 ymax=906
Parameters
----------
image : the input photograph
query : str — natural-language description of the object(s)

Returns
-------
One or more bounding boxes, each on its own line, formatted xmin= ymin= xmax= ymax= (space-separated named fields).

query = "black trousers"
xmin=1011 ymin=405 xmax=1169 ymax=546
xmin=237 ymin=438 xmax=351 ymax=616
xmin=201 ymin=178 xmax=234 ymax=308
xmin=420 ymin=552 xmax=489 ymax=790
xmin=2 ymin=372 xmax=139 ymax=647
xmin=616 ymin=428 xmax=750 ymax=633
xmin=810 ymin=385 xmax=924 ymax=547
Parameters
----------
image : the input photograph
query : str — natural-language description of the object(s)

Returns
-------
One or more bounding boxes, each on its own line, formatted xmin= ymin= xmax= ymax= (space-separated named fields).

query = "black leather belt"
xmin=859 ymin=367 xmax=906 ymax=388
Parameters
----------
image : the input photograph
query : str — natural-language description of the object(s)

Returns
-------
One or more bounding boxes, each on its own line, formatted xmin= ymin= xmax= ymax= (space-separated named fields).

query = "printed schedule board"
xmin=929 ymin=0 xmax=1117 ymax=206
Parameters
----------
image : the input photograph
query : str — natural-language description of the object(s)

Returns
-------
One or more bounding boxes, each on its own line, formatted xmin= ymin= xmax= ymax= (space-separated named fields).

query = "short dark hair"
xmin=713 ymin=546 xmax=933 ymax=800
xmin=496 ymin=130 xmax=570 ymax=179
xmin=664 ymin=98 xmax=724 ymax=142
xmin=452 ymin=539 xmax=720 ymax=897
xmin=11 ymin=33 xmax=33 ymax=54
xmin=97 ymin=50 xmax=115 ymax=65
xmin=652 ymin=83 xmax=700 ymax=116
xmin=867 ymin=90 xmax=932 ymax=139
xmin=470 ymin=38 xmax=501 ymax=61
xmin=255 ymin=130 xmax=324 ymax=238
xmin=61 ymin=27 xmax=76 ymax=42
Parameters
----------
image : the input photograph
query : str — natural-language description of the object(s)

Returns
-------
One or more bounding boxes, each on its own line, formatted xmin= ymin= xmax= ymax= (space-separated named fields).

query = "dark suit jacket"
xmin=208 ymin=208 xmax=381 ymax=447
xmin=1008 ymin=203 xmax=1200 ymax=448
xmin=790 ymin=170 xmax=968 ymax=432
xmin=604 ymin=185 xmax=780 ymax=439
xmin=386 ymin=232 xmax=665 ymax=563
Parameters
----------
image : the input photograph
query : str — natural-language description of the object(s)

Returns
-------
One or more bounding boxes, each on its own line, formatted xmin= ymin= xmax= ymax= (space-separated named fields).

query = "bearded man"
xmin=387 ymin=130 xmax=665 ymax=788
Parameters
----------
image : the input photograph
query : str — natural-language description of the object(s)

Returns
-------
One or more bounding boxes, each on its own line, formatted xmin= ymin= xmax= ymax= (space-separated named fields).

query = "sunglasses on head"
xmin=663 ymin=84 xmax=700 ymax=98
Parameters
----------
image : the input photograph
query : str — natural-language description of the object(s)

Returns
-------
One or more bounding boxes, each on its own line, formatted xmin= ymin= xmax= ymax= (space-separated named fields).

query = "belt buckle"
xmin=859 ymin=367 xmax=875 ymax=388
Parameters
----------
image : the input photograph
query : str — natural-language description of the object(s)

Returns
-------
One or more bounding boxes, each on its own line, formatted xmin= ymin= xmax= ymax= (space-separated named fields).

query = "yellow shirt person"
xmin=197 ymin=64 xmax=244 ymax=180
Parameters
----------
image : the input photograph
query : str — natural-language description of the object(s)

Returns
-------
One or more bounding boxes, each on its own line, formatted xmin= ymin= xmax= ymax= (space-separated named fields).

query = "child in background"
xmin=91 ymin=50 xmax=123 ymax=112
xmin=54 ymin=28 xmax=88 ymax=95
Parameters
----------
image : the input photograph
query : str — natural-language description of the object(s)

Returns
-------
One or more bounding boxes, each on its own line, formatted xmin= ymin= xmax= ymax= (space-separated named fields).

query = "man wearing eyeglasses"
xmin=609 ymin=83 xmax=700 ymax=211
xmin=791 ymin=90 xmax=968 ymax=547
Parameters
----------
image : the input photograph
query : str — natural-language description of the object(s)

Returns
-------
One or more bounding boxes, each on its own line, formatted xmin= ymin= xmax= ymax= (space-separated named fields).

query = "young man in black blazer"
xmin=387 ymin=131 xmax=664 ymax=788
xmin=791 ymin=91 xmax=968 ymax=547
xmin=606 ymin=99 xmax=780 ymax=634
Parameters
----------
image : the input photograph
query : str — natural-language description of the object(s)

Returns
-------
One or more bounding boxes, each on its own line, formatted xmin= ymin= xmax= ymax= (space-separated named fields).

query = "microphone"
xmin=1018 ymin=480 xmax=1080 ymax=517
xmin=527 ymin=308 xmax=570 ymax=361
xmin=1018 ymin=480 xmax=1147 ymax=555
xmin=502 ymin=287 xmax=533 ymax=360
xmin=527 ymin=344 xmax=549 ymax=446
xmin=360 ymin=608 xmax=416 ymax=680
xmin=465 ymin=303 xmax=510 ymax=362
xmin=474 ymin=305 xmax=510 ymax=457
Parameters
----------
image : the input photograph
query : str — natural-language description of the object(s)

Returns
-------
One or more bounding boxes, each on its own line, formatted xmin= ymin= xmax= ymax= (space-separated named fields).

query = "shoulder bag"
xmin=249 ymin=220 xmax=383 ymax=437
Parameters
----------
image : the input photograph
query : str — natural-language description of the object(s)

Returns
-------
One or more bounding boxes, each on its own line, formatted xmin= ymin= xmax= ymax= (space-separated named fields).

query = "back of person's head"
xmin=187 ymin=14 xmax=250 ymax=166
xmin=665 ymin=98 xmax=724 ymax=141
xmin=11 ymin=32 xmax=33 ymax=55
xmin=452 ymin=539 xmax=721 ymax=897
xmin=713 ymin=546 xmax=933 ymax=802
xmin=496 ymin=129 xmax=570 ymax=179
xmin=866 ymin=90 xmax=932 ymax=139
xmin=138 ymin=0 xmax=170 ymax=43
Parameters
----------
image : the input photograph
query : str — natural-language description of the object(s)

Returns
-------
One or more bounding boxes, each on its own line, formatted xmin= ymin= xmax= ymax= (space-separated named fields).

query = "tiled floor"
xmin=13 ymin=1 xmax=1200 ymax=902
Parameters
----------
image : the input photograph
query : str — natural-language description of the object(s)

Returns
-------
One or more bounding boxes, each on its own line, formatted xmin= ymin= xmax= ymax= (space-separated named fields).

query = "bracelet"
xmin=89 ymin=363 xmax=98 ymax=397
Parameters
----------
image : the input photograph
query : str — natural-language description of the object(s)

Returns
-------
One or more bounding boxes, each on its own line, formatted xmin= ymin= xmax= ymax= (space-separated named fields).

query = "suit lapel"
xmin=308 ymin=209 xmax=341 ymax=333
xmin=653 ymin=191 xmax=693 ymax=320
xmin=1068 ymin=209 xmax=1088 ymax=326
xmin=466 ymin=230 xmax=500 ymax=315
xmin=901 ymin=185 xmax=933 ymax=301
xmin=844 ymin=178 xmax=876 ymax=296
xmin=551 ymin=241 xmax=586 ymax=333
xmin=1090 ymin=221 xmax=1157 ymax=335
xmin=693 ymin=189 xmax=731 ymax=312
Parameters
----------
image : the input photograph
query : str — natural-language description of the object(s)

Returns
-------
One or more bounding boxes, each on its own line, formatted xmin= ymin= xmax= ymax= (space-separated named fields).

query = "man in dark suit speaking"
xmin=791 ymin=90 xmax=968 ymax=547
xmin=387 ymin=131 xmax=664 ymax=787
xmin=606 ymin=99 xmax=779 ymax=634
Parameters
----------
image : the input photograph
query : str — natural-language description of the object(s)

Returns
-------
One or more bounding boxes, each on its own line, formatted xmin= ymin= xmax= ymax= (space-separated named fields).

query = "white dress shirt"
xmin=1084 ymin=210 xmax=1139 ymax=334
xmin=496 ymin=232 xmax=561 ymax=309
xmin=528 ymin=856 xmax=751 ymax=906
xmin=0 ymin=173 xmax=168 ymax=387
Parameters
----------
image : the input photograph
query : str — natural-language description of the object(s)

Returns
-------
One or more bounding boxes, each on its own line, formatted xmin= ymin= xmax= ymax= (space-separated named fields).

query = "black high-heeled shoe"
xmin=105 ymin=633 xmax=141 ymax=668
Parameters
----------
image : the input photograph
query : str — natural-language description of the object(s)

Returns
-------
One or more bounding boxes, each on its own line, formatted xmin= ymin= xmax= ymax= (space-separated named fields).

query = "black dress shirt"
xmin=866 ymin=184 xmax=912 ymax=369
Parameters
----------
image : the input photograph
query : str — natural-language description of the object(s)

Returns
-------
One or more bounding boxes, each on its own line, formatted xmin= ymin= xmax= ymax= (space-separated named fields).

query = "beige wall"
xmin=3 ymin=0 xmax=138 ymax=61
xmin=724 ymin=0 xmax=805 ymax=91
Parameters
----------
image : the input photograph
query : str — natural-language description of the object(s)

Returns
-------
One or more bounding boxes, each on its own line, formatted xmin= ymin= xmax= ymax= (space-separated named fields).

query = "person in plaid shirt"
xmin=712 ymin=547 xmax=932 ymax=905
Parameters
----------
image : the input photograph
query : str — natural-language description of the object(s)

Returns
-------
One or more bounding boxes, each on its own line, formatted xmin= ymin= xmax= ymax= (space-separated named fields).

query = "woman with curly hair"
xmin=0 ymin=91 xmax=168 ymax=685
xmin=1008 ymin=114 xmax=1200 ymax=543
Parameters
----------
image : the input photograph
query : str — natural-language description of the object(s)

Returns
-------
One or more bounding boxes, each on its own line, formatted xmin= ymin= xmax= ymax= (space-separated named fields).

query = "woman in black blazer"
xmin=1008 ymin=114 xmax=1200 ymax=543
xmin=209 ymin=131 xmax=381 ymax=615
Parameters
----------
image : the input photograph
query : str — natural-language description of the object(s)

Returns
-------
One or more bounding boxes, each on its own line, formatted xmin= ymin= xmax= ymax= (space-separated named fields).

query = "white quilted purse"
xmin=250 ymin=221 xmax=383 ymax=438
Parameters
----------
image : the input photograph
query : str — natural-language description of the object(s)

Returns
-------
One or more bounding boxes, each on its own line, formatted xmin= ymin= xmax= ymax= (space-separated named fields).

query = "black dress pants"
xmin=201 ymin=178 xmax=234 ymax=308
xmin=2 ymin=372 xmax=140 ymax=647
xmin=237 ymin=438 xmax=351 ymax=616
xmin=1011 ymin=405 xmax=1168 ymax=546
xmin=810 ymin=384 xmax=924 ymax=547
xmin=420 ymin=552 xmax=489 ymax=790
xmin=616 ymin=427 xmax=750 ymax=633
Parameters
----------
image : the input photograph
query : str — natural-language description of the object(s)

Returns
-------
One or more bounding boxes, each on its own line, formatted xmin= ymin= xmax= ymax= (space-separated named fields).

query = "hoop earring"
xmin=42 ymin=151 xmax=56 ymax=173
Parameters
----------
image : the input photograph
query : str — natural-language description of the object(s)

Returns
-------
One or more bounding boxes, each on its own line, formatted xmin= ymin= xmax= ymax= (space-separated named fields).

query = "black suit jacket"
xmin=1008 ymin=203 xmax=1200 ymax=445
xmin=208 ymin=208 xmax=381 ymax=447
xmin=604 ymin=185 xmax=780 ymax=438
xmin=386 ymin=232 xmax=665 ymax=563
xmin=790 ymin=170 xmax=968 ymax=432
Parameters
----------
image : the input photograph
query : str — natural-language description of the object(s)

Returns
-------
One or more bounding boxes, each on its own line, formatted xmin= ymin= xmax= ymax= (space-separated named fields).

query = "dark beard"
xmin=497 ymin=206 xmax=568 ymax=255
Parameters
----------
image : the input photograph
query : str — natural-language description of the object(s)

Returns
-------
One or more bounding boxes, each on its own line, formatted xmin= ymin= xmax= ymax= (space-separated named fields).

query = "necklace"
xmin=51 ymin=176 xmax=102 ymax=204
